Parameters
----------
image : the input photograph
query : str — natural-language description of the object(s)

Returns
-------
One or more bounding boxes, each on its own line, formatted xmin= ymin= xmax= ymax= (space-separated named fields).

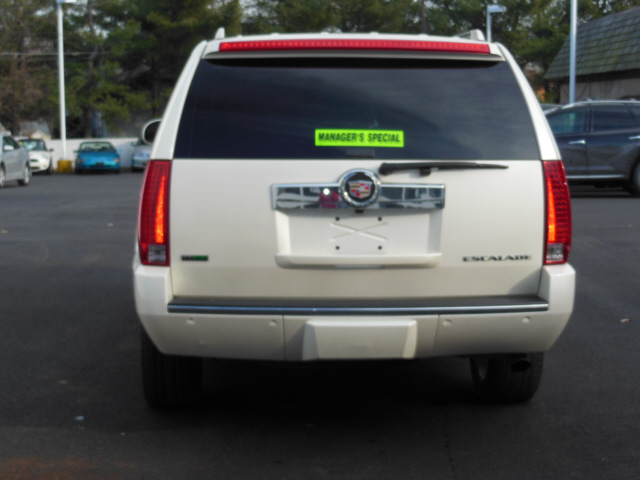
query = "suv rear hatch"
xmin=167 ymin=43 xmax=545 ymax=302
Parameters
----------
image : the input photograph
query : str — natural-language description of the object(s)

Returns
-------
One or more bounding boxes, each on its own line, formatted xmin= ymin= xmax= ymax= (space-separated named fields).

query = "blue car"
xmin=75 ymin=141 xmax=121 ymax=174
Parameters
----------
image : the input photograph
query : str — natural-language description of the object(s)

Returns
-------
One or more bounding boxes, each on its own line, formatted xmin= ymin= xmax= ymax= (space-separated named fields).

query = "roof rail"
xmin=456 ymin=29 xmax=486 ymax=41
xmin=561 ymin=99 xmax=640 ymax=109
xmin=214 ymin=27 xmax=225 ymax=40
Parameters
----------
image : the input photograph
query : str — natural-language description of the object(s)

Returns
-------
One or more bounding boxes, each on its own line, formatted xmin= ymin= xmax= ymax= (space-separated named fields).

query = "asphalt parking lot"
xmin=0 ymin=173 xmax=638 ymax=479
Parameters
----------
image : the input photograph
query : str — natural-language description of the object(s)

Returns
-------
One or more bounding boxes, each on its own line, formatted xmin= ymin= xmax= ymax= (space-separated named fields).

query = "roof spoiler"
xmin=456 ymin=30 xmax=486 ymax=41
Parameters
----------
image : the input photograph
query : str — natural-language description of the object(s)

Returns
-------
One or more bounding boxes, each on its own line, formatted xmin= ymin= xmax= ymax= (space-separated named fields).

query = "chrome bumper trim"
xmin=567 ymin=174 xmax=625 ymax=180
xmin=168 ymin=303 xmax=549 ymax=316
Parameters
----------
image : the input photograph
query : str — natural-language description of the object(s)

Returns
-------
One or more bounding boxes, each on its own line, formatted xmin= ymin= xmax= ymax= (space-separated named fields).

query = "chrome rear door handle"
xmin=568 ymin=140 xmax=586 ymax=145
xmin=628 ymin=135 xmax=640 ymax=140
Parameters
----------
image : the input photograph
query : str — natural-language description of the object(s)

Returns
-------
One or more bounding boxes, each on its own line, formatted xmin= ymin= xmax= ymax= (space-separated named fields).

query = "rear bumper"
xmin=132 ymin=158 xmax=149 ymax=169
xmin=134 ymin=259 xmax=575 ymax=361
xmin=77 ymin=162 xmax=119 ymax=171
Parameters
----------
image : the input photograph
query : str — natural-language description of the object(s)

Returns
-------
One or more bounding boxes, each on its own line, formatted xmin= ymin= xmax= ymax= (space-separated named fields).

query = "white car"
xmin=1 ymin=134 xmax=30 ymax=187
xmin=134 ymin=31 xmax=575 ymax=407
xmin=18 ymin=139 xmax=54 ymax=174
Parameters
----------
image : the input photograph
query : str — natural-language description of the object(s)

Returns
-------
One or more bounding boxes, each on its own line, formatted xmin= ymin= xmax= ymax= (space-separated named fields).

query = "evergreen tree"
xmin=61 ymin=0 xmax=148 ymax=137
xmin=99 ymin=0 xmax=242 ymax=117
xmin=243 ymin=0 xmax=420 ymax=34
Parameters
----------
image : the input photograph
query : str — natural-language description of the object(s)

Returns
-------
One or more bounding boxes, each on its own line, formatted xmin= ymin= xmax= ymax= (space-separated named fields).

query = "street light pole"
xmin=569 ymin=0 xmax=577 ymax=103
xmin=56 ymin=0 xmax=76 ymax=161
xmin=486 ymin=5 xmax=507 ymax=43
xmin=56 ymin=1 xmax=66 ymax=160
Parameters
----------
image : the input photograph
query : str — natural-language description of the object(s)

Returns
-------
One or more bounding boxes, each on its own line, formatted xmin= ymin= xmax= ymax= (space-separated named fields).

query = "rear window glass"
xmin=175 ymin=58 xmax=539 ymax=160
xmin=79 ymin=142 xmax=115 ymax=152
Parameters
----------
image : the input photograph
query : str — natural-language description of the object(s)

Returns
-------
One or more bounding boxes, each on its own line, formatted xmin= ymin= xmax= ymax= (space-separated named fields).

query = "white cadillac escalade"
xmin=134 ymin=31 xmax=575 ymax=407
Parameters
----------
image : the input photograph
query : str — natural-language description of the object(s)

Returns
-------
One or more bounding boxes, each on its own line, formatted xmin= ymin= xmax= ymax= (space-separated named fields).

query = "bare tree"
xmin=0 ymin=0 xmax=55 ymax=134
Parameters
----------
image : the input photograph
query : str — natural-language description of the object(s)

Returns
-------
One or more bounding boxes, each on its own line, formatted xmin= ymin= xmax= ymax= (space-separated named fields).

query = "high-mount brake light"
xmin=543 ymin=161 xmax=571 ymax=265
xmin=139 ymin=160 xmax=171 ymax=266
xmin=219 ymin=39 xmax=491 ymax=55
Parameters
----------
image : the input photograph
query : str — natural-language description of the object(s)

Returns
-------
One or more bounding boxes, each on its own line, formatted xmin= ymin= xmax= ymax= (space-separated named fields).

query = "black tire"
xmin=17 ymin=164 xmax=30 ymax=186
xmin=470 ymin=353 xmax=543 ymax=403
xmin=141 ymin=327 xmax=203 ymax=408
xmin=627 ymin=162 xmax=640 ymax=196
xmin=0 ymin=164 xmax=5 ymax=188
xmin=46 ymin=159 xmax=53 ymax=175
xmin=75 ymin=168 xmax=82 ymax=174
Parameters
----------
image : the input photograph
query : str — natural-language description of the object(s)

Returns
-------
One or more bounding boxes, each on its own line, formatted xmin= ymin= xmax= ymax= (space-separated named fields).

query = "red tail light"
xmin=219 ymin=39 xmax=491 ymax=55
xmin=543 ymin=161 xmax=571 ymax=265
xmin=139 ymin=160 xmax=171 ymax=266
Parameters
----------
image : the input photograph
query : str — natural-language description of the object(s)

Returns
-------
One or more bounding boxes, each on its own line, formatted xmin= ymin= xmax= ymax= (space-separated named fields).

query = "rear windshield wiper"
xmin=379 ymin=161 xmax=508 ymax=177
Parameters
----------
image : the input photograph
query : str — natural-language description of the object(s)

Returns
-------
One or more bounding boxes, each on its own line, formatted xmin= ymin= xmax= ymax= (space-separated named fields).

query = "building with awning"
xmin=545 ymin=7 xmax=640 ymax=103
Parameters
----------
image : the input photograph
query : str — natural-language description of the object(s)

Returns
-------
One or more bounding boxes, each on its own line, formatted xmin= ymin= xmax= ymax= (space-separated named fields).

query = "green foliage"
xmin=244 ymin=0 xmax=339 ymax=33
xmin=54 ymin=0 xmax=150 ymax=135
xmin=3 ymin=0 xmax=640 ymax=135
xmin=244 ymin=0 xmax=420 ymax=34
xmin=336 ymin=0 xmax=421 ymax=32
xmin=100 ymin=0 xmax=243 ymax=116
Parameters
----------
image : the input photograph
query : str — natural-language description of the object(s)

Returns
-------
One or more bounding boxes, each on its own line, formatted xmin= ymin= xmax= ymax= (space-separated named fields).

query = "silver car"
xmin=0 ymin=134 xmax=31 ymax=188
xmin=131 ymin=138 xmax=151 ymax=171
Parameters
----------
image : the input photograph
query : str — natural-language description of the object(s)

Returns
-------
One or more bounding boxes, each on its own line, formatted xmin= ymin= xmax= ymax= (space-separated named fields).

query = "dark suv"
xmin=545 ymin=100 xmax=640 ymax=194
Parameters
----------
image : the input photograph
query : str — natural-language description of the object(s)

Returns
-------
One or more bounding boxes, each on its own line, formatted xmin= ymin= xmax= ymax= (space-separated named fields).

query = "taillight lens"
xmin=219 ymin=39 xmax=491 ymax=55
xmin=138 ymin=160 xmax=171 ymax=266
xmin=543 ymin=161 xmax=571 ymax=265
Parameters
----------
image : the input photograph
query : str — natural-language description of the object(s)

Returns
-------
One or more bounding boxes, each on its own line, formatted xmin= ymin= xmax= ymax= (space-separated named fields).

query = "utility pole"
xmin=421 ymin=0 xmax=426 ymax=34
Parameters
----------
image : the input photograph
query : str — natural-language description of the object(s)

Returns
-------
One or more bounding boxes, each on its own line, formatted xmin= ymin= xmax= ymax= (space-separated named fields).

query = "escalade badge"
xmin=339 ymin=169 xmax=380 ymax=208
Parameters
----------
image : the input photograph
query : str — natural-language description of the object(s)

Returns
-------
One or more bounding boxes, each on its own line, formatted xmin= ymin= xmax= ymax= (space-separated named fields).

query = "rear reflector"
xmin=219 ymin=39 xmax=491 ymax=55
xmin=139 ymin=160 xmax=171 ymax=266
xmin=543 ymin=161 xmax=571 ymax=265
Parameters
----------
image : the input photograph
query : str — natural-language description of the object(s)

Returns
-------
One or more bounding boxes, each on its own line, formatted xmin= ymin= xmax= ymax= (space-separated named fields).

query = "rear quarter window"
xmin=591 ymin=106 xmax=636 ymax=132
xmin=175 ymin=57 xmax=539 ymax=161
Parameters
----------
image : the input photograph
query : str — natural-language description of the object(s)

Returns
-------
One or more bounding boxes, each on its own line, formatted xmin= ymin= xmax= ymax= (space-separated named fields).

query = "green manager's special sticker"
xmin=315 ymin=129 xmax=404 ymax=148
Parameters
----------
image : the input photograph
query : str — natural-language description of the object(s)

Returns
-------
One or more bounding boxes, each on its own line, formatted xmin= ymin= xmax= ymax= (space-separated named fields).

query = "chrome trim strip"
xmin=567 ymin=174 xmax=626 ymax=180
xmin=168 ymin=303 xmax=549 ymax=315
xmin=272 ymin=183 xmax=445 ymax=210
